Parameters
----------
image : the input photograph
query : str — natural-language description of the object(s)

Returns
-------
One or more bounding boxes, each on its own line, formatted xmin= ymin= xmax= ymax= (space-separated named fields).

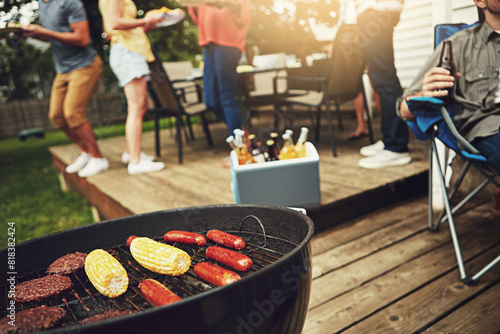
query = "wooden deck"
xmin=307 ymin=193 xmax=500 ymax=333
xmin=49 ymin=111 xmax=429 ymax=231
xmin=48 ymin=111 xmax=500 ymax=333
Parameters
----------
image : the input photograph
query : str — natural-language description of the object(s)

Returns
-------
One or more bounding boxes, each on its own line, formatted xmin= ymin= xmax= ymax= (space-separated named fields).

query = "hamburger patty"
xmin=47 ymin=252 xmax=87 ymax=275
xmin=0 ymin=305 xmax=66 ymax=334
xmin=12 ymin=275 xmax=72 ymax=303
xmin=81 ymin=309 xmax=135 ymax=324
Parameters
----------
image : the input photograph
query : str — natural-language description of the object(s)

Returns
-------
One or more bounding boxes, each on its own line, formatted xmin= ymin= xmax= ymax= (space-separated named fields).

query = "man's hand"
xmin=399 ymin=67 xmax=462 ymax=120
xmin=22 ymin=21 xmax=90 ymax=46
xmin=421 ymin=67 xmax=462 ymax=98
xmin=22 ymin=24 xmax=50 ymax=41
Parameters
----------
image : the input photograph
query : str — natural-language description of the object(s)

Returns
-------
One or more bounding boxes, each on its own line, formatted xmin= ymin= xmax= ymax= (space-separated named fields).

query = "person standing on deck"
xmin=354 ymin=0 xmax=412 ymax=169
xmin=188 ymin=0 xmax=251 ymax=136
xmin=23 ymin=0 xmax=109 ymax=178
xmin=99 ymin=0 xmax=166 ymax=175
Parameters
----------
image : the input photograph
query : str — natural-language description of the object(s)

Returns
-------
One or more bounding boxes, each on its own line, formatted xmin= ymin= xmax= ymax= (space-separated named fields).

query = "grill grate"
xmin=1 ymin=229 xmax=299 ymax=330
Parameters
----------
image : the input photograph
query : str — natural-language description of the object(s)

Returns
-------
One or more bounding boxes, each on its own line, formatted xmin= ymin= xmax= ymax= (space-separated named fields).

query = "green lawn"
xmin=0 ymin=119 xmax=174 ymax=249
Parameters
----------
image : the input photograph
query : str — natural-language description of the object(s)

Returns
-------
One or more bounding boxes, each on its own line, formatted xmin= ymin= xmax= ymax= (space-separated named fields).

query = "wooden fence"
xmin=0 ymin=93 xmax=127 ymax=139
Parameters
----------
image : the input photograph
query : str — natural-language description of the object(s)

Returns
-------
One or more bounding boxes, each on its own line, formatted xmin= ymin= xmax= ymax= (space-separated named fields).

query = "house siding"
xmin=394 ymin=0 xmax=477 ymax=88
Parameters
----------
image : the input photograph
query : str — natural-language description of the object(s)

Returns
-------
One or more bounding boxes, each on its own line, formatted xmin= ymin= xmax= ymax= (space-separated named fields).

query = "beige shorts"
xmin=49 ymin=56 xmax=103 ymax=129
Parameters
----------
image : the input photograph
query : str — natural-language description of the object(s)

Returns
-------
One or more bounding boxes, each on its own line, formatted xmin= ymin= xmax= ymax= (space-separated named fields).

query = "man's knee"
xmin=63 ymin=109 xmax=88 ymax=129
xmin=49 ymin=114 xmax=67 ymax=129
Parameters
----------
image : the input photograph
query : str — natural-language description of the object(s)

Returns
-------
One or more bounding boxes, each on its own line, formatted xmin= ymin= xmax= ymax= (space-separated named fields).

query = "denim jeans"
xmin=472 ymin=131 xmax=500 ymax=175
xmin=357 ymin=10 xmax=409 ymax=153
xmin=203 ymin=43 xmax=242 ymax=136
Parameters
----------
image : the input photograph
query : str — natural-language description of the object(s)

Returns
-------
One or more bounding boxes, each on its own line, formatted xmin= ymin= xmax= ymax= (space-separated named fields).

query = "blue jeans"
xmin=203 ymin=44 xmax=242 ymax=135
xmin=473 ymin=132 xmax=500 ymax=175
xmin=358 ymin=10 xmax=409 ymax=153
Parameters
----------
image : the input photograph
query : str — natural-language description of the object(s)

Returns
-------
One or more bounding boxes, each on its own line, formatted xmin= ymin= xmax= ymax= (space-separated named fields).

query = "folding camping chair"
xmin=404 ymin=22 xmax=500 ymax=285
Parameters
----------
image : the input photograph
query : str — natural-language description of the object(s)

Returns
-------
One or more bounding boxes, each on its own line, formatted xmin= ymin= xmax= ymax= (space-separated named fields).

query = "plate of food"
xmin=0 ymin=25 xmax=23 ymax=36
xmin=176 ymin=0 xmax=214 ymax=6
xmin=145 ymin=7 xmax=185 ymax=28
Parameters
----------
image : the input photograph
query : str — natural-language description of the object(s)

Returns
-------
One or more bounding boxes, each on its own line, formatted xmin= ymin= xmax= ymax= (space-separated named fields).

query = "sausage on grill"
xmin=206 ymin=230 xmax=245 ymax=250
xmin=194 ymin=262 xmax=241 ymax=286
xmin=206 ymin=246 xmax=253 ymax=272
xmin=139 ymin=279 xmax=182 ymax=306
xmin=164 ymin=231 xmax=206 ymax=246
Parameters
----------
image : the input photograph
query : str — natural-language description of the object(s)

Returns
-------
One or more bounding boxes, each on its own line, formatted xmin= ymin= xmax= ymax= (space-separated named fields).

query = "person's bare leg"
xmin=70 ymin=122 xmax=103 ymax=158
xmin=123 ymin=76 xmax=148 ymax=164
xmin=348 ymin=93 xmax=369 ymax=139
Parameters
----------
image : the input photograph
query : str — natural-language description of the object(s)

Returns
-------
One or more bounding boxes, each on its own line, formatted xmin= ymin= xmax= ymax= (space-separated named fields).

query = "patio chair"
xmin=163 ymin=60 xmax=199 ymax=103
xmin=239 ymin=52 xmax=290 ymax=127
xmin=274 ymin=23 xmax=373 ymax=157
xmin=147 ymin=54 xmax=213 ymax=164
xmin=404 ymin=22 xmax=500 ymax=285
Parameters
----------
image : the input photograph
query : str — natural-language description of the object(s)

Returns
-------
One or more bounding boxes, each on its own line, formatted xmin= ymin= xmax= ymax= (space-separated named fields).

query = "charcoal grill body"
xmin=1 ymin=205 xmax=314 ymax=334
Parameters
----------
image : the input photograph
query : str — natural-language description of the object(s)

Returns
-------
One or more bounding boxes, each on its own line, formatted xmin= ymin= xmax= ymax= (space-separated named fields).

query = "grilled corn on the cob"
xmin=130 ymin=237 xmax=191 ymax=276
xmin=85 ymin=249 xmax=129 ymax=298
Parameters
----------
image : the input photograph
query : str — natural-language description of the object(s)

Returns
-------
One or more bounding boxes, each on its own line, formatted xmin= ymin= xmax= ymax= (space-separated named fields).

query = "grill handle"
xmin=239 ymin=215 xmax=268 ymax=249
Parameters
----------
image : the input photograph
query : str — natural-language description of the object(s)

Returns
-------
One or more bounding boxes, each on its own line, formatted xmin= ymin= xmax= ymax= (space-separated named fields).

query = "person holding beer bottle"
xmin=398 ymin=0 xmax=500 ymax=174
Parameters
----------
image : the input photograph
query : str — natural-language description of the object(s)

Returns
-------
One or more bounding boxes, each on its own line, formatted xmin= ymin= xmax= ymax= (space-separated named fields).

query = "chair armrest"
xmin=407 ymin=96 xmax=482 ymax=155
xmin=438 ymin=105 xmax=481 ymax=154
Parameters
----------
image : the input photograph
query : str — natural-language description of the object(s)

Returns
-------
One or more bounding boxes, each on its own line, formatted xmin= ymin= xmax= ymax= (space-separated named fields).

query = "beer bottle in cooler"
xmin=266 ymin=140 xmax=279 ymax=161
xmin=238 ymin=145 xmax=255 ymax=165
xmin=279 ymin=133 xmax=299 ymax=159
xmin=437 ymin=40 xmax=457 ymax=102
xmin=248 ymin=134 xmax=266 ymax=163
xmin=294 ymin=127 xmax=309 ymax=158
xmin=226 ymin=135 xmax=238 ymax=151
xmin=270 ymin=132 xmax=280 ymax=153
xmin=228 ymin=134 xmax=254 ymax=165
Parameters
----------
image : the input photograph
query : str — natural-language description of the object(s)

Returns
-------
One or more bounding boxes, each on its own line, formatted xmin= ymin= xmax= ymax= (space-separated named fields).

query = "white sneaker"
xmin=121 ymin=151 xmax=155 ymax=164
xmin=360 ymin=140 xmax=384 ymax=157
xmin=78 ymin=157 xmax=109 ymax=177
xmin=128 ymin=159 xmax=165 ymax=175
xmin=66 ymin=153 xmax=91 ymax=173
xmin=358 ymin=150 xmax=412 ymax=169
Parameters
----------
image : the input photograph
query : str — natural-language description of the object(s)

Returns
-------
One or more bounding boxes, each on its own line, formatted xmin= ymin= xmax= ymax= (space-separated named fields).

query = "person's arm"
xmin=399 ymin=67 xmax=461 ymax=119
xmin=107 ymin=0 xmax=163 ymax=32
xmin=23 ymin=20 xmax=90 ymax=47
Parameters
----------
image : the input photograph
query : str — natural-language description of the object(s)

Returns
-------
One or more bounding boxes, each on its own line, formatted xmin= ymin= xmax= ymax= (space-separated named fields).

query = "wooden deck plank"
xmin=422 ymin=281 xmax=500 ymax=334
xmin=341 ymin=246 xmax=500 ymax=334
xmin=305 ymin=198 xmax=500 ymax=334
xmin=310 ymin=196 xmax=428 ymax=256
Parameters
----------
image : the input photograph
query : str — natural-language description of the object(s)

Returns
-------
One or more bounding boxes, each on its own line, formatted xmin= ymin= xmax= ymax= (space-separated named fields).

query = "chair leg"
xmin=428 ymin=142 xmax=434 ymax=231
xmin=201 ymin=113 xmax=213 ymax=147
xmin=155 ymin=113 xmax=161 ymax=158
xmin=186 ymin=116 xmax=195 ymax=140
xmin=176 ymin=113 xmax=183 ymax=164
xmin=335 ymin=100 xmax=343 ymax=132
xmin=430 ymin=138 xmax=468 ymax=283
xmin=325 ymin=100 xmax=337 ymax=157
xmin=315 ymin=106 xmax=321 ymax=142
xmin=361 ymin=88 xmax=374 ymax=144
